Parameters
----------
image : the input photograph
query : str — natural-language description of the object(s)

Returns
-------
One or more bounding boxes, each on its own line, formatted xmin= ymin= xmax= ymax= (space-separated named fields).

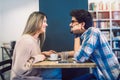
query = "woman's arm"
xmin=42 ymin=50 xmax=56 ymax=57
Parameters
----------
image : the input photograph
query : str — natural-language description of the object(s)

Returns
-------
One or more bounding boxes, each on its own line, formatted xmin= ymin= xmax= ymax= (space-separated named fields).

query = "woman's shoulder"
xmin=17 ymin=34 xmax=35 ymax=45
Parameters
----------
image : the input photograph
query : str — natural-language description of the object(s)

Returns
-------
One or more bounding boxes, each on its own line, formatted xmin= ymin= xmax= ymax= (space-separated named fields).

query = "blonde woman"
xmin=11 ymin=11 xmax=55 ymax=80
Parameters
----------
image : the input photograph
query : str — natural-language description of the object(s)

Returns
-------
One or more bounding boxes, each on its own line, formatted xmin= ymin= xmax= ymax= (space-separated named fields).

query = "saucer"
xmin=48 ymin=58 xmax=60 ymax=61
xmin=72 ymin=58 xmax=76 ymax=60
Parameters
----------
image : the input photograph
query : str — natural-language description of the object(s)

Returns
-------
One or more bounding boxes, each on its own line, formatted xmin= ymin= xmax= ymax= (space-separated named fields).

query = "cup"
xmin=60 ymin=52 xmax=68 ymax=62
xmin=50 ymin=54 xmax=58 ymax=60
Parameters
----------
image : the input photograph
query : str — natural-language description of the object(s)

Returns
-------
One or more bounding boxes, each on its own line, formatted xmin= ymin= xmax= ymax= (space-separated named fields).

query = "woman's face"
xmin=39 ymin=16 xmax=48 ymax=34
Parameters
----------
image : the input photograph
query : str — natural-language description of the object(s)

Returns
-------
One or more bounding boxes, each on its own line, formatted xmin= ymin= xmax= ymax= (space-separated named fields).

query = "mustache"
xmin=70 ymin=30 xmax=73 ymax=34
xmin=70 ymin=27 xmax=73 ymax=34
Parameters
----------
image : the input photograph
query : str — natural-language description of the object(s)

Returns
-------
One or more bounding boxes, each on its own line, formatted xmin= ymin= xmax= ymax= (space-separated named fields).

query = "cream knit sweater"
xmin=10 ymin=34 xmax=44 ymax=80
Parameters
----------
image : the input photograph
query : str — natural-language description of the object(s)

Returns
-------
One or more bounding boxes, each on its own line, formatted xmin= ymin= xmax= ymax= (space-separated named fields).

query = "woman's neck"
xmin=33 ymin=33 xmax=39 ymax=40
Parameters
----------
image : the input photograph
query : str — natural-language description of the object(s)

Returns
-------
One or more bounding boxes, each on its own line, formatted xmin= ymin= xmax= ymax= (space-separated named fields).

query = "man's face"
xmin=69 ymin=17 xmax=85 ymax=34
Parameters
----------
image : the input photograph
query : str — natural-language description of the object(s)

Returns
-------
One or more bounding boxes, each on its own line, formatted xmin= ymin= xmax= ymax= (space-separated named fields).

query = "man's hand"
xmin=71 ymin=22 xmax=85 ymax=34
xmin=71 ymin=24 xmax=81 ymax=34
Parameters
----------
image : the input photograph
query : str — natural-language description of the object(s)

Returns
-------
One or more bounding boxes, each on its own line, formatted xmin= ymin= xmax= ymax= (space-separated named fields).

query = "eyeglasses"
xmin=71 ymin=20 xmax=78 ymax=23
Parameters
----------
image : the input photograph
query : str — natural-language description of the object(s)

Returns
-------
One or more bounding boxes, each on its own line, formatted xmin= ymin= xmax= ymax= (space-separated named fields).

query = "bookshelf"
xmin=88 ymin=0 xmax=120 ymax=59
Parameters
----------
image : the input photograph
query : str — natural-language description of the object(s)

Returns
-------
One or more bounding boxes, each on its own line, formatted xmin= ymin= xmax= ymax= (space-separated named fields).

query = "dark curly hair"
xmin=70 ymin=9 xmax=93 ymax=29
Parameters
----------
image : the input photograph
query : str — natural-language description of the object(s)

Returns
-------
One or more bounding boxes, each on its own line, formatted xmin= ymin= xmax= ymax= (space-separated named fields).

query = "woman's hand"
xmin=42 ymin=50 xmax=57 ymax=56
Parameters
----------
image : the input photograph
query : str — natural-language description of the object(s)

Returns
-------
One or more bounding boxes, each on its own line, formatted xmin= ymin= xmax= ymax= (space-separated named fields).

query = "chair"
xmin=0 ymin=59 xmax=12 ymax=80
xmin=10 ymin=41 xmax=16 ymax=57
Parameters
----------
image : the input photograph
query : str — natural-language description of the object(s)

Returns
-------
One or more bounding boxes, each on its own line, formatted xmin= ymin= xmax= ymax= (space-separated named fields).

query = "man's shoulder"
xmin=90 ymin=27 xmax=100 ymax=31
xmin=89 ymin=27 xmax=101 ymax=33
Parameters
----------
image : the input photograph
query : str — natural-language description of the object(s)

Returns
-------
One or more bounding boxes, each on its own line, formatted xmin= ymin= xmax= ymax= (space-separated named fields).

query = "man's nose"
xmin=69 ymin=23 xmax=72 ymax=27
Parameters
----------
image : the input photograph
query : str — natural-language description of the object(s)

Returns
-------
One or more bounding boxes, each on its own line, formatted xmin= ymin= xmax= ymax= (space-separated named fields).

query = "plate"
xmin=48 ymin=58 xmax=60 ymax=61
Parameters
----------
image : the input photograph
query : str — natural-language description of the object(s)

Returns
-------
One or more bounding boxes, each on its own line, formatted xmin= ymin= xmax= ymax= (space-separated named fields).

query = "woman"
xmin=11 ymin=11 xmax=55 ymax=80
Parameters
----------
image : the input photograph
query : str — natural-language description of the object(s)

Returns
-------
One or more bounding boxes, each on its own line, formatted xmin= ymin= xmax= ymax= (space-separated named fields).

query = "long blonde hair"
xmin=23 ymin=11 xmax=47 ymax=48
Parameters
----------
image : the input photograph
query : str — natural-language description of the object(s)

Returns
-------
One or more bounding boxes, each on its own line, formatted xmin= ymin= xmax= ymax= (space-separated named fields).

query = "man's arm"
xmin=68 ymin=37 xmax=81 ymax=57
xmin=74 ymin=37 xmax=80 ymax=52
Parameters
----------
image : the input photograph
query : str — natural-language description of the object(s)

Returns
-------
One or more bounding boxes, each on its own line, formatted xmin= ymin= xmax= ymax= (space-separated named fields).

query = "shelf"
xmin=112 ymin=19 xmax=120 ymax=21
xmin=100 ymin=27 xmax=120 ymax=31
xmin=100 ymin=28 xmax=110 ymax=31
xmin=112 ymin=27 xmax=120 ymax=32
xmin=89 ymin=0 xmax=120 ymax=59
xmin=112 ymin=39 xmax=120 ymax=41
xmin=112 ymin=48 xmax=120 ymax=51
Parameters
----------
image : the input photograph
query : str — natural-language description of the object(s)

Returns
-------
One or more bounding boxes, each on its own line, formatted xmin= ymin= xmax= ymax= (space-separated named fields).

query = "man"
xmin=69 ymin=9 xmax=120 ymax=80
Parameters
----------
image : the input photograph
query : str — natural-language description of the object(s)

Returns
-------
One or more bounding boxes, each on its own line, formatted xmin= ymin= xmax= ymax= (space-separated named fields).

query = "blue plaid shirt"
xmin=74 ymin=27 xmax=120 ymax=80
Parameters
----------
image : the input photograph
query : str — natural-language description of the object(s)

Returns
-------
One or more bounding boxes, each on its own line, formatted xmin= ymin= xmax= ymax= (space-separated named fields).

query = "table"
xmin=32 ymin=58 xmax=96 ymax=73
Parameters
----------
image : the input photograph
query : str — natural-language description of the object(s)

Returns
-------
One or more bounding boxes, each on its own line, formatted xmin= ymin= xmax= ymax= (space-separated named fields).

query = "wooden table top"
xmin=32 ymin=58 xmax=96 ymax=68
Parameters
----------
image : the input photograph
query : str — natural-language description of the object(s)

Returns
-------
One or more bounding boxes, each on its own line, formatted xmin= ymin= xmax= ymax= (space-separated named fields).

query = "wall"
xmin=0 ymin=2 xmax=2 ymax=46
xmin=39 ymin=0 xmax=88 ymax=80
xmin=40 ymin=0 xmax=88 ymax=52
xmin=0 ymin=0 xmax=39 ymax=61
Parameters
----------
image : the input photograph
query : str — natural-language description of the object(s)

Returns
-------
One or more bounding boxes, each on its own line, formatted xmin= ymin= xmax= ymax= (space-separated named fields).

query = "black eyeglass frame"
xmin=71 ymin=20 xmax=78 ymax=23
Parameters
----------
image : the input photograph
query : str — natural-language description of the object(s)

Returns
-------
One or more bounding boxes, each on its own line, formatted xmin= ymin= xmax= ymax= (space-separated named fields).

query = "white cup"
xmin=50 ymin=54 xmax=58 ymax=60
